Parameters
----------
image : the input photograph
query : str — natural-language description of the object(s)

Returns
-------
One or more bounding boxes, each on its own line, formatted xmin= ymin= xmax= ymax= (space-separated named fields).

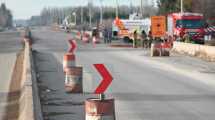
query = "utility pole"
xmin=140 ymin=0 xmax=143 ymax=18
xmin=73 ymin=12 xmax=77 ymax=25
xmin=88 ymin=0 xmax=92 ymax=28
xmin=181 ymin=0 xmax=183 ymax=13
xmin=100 ymin=0 xmax=103 ymax=24
xmin=115 ymin=0 xmax=119 ymax=18
xmin=81 ymin=6 xmax=83 ymax=24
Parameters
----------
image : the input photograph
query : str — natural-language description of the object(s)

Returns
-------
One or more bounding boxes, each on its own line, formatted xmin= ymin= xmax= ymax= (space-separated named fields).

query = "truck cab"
xmin=168 ymin=13 xmax=205 ymax=44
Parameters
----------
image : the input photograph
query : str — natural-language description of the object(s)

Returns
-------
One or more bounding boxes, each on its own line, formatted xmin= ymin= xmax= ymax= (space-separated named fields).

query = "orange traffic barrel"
xmin=151 ymin=43 xmax=161 ymax=57
xmin=63 ymin=53 xmax=76 ymax=72
xmin=161 ymin=42 xmax=170 ymax=56
xmin=85 ymin=98 xmax=116 ymax=120
xmin=65 ymin=67 xmax=83 ymax=93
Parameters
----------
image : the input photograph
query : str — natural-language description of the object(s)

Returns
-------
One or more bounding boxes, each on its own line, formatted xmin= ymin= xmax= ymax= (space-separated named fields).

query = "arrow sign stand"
xmin=85 ymin=64 xmax=116 ymax=120
xmin=93 ymin=64 xmax=113 ymax=94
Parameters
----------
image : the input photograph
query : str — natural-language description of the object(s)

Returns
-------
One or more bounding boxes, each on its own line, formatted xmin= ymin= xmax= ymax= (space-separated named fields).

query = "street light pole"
xmin=81 ymin=6 xmax=83 ymax=24
xmin=100 ymin=0 xmax=103 ymax=24
xmin=141 ymin=0 xmax=143 ymax=18
xmin=89 ymin=0 xmax=92 ymax=28
xmin=115 ymin=0 xmax=119 ymax=18
xmin=73 ymin=12 xmax=77 ymax=25
xmin=181 ymin=0 xmax=183 ymax=13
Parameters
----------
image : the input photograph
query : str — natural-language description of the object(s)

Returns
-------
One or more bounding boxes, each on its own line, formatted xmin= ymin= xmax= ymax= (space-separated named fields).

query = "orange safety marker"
xmin=68 ymin=39 xmax=77 ymax=53
xmin=85 ymin=98 xmax=116 ymax=120
xmin=92 ymin=37 xmax=97 ymax=48
xmin=161 ymin=42 xmax=171 ymax=56
xmin=83 ymin=33 xmax=90 ymax=43
xmin=151 ymin=43 xmax=162 ymax=57
xmin=64 ymin=67 xmax=83 ymax=93
xmin=77 ymin=31 xmax=81 ymax=40
xmin=63 ymin=53 xmax=76 ymax=72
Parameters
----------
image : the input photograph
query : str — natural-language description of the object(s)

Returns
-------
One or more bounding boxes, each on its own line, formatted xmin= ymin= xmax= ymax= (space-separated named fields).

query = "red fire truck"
xmin=167 ymin=12 xmax=205 ymax=44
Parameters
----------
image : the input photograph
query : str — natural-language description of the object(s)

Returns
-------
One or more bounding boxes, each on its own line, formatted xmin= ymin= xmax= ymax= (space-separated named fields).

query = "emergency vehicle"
xmin=112 ymin=17 xmax=151 ymax=41
xmin=167 ymin=12 xmax=205 ymax=44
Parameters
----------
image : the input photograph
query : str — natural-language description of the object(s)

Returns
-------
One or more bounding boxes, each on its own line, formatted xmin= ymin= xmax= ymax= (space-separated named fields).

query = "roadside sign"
xmin=151 ymin=16 xmax=166 ymax=37
xmin=68 ymin=39 xmax=77 ymax=53
xmin=94 ymin=64 xmax=113 ymax=94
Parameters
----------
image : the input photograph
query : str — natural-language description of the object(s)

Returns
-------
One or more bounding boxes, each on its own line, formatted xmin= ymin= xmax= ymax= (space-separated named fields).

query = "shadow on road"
xmin=33 ymin=51 xmax=96 ymax=120
xmin=110 ymin=93 xmax=215 ymax=102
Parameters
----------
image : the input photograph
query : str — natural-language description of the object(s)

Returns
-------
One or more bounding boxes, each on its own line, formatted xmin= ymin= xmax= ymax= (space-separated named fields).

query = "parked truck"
xmin=167 ymin=12 xmax=205 ymax=44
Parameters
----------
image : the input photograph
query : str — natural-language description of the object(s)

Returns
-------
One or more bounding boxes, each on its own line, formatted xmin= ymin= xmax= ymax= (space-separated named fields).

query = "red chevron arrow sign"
xmin=94 ymin=64 xmax=113 ymax=94
xmin=68 ymin=39 xmax=77 ymax=53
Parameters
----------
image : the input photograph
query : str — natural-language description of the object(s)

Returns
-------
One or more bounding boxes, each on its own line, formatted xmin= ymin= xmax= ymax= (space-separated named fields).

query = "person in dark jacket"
xmin=133 ymin=30 xmax=138 ymax=48
xmin=103 ymin=28 xmax=108 ymax=43
xmin=107 ymin=28 xmax=112 ymax=43
xmin=141 ymin=30 xmax=147 ymax=48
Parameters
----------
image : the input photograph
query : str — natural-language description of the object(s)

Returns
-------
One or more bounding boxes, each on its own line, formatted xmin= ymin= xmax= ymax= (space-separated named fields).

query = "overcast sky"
xmin=0 ymin=0 xmax=155 ymax=19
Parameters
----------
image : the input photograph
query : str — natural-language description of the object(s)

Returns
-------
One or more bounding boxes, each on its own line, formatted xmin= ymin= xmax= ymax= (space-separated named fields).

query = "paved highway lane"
xmin=32 ymin=28 xmax=215 ymax=120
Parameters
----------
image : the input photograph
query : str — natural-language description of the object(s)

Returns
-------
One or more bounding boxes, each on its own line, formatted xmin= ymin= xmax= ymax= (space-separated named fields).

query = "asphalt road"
xmin=32 ymin=27 xmax=215 ymax=120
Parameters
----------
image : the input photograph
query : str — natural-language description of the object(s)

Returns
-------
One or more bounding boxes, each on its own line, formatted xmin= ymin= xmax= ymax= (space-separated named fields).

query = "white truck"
xmin=112 ymin=18 xmax=151 ymax=41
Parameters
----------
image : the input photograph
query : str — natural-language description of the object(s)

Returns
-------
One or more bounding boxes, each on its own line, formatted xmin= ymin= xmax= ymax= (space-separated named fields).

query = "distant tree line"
xmin=0 ymin=3 xmax=13 ymax=28
xmin=29 ymin=6 xmax=131 ymax=26
xmin=28 ymin=0 xmax=215 ymax=26
xmin=28 ymin=4 xmax=158 ymax=26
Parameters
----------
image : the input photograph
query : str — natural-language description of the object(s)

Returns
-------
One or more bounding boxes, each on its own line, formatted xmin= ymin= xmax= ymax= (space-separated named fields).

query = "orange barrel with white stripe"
xmin=63 ymin=53 xmax=76 ymax=72
xmin=65 ymin=67 xmax=83 ymax=93
xmin=151 ymin=43 xmax=161 ymax=57
xmin=85 ymin=98 xmax=116 ymax=120
xmin=161 ymin=42 xmax=170 ymax=56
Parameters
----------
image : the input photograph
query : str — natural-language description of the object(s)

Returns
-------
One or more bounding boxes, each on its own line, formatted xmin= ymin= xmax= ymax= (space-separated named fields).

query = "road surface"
xmin=32 ymin=27 xmax=215 ymax=120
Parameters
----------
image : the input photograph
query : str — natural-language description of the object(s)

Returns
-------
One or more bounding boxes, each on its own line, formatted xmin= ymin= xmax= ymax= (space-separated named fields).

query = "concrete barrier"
xmin=18 ymin=39 xmax=43 ymax=119
xmin=173 ymin=42 xmax=215 ymax=62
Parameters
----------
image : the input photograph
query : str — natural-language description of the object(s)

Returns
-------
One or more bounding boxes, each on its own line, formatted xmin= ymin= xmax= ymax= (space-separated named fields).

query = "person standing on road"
xmin=141 ymin=30 xmax=147 ymax=48
xmin=148 ymin=30 xmax=152 ymax=48
xmin=133 ymin=30 xmax=138 ymax=48
xmin=103 ymin=28 xmax=108 ymax=43
xmin=107 ymin=28 xmax=112 ymax=43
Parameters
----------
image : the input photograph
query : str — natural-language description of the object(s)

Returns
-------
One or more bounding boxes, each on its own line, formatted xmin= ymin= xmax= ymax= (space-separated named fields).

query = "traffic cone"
xmin=64 ymin=67 xmax=83 ymax=93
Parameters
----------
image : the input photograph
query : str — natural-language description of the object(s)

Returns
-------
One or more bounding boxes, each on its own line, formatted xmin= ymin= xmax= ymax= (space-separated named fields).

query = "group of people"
xmin=133 ymin=30 xmax=152 ymax=48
